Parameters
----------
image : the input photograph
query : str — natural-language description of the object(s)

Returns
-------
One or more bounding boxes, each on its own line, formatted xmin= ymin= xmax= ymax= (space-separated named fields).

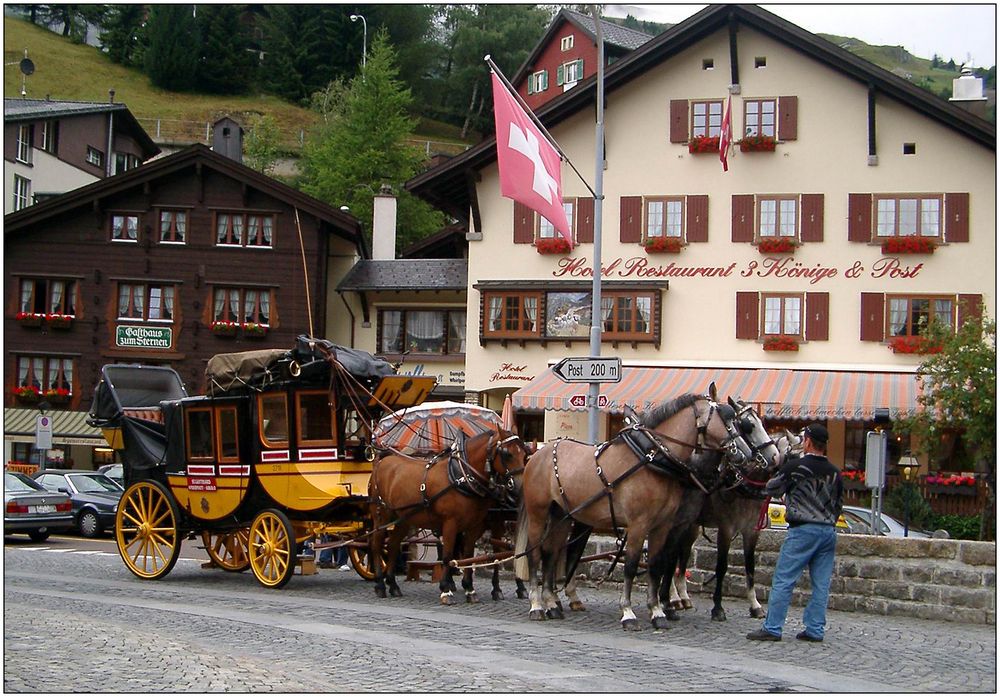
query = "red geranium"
xmin=758 ymin=237 xmax=796 ymax=254
xmin=881 ymin=237 xmax=936 ymax=254
xmin=889 ymin=336 xmax=942 ymax=354
xmin=535 ymin=237 xmax=572 ymax=255
xmin=688 ymin=136 xmax=721 ymax=154
xmin=763 ymin=336 xmax=799 ymax=351
xmin=644 ymin=236 xmax=682 ymax=253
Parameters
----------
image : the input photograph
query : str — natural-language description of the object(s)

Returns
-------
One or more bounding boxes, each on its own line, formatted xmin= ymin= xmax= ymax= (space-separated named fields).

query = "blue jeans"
xmin=763 ymin=523 xmax=837 ymax=638
xmin=318 ymin=535 xmax=348 ymax=565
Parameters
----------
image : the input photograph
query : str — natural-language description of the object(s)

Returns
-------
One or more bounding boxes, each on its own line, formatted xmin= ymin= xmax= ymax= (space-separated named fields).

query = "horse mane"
xmin=640 ymin=393 xmax=701 ymax=429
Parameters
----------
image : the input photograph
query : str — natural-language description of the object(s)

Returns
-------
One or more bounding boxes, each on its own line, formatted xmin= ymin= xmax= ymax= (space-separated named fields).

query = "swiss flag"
xmin=719 ymin=94 xmax=733 ymax=172
xmin=491 ymin=71 xmax=572 ymax=246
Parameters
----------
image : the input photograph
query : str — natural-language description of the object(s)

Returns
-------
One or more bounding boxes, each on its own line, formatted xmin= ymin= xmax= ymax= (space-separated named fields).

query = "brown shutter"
xmin=799 ymin=194 xmax=824 ymax=242
xmin=944 ymin=193 xmax=969 ymax=243
xmin=777 ymin=96 xmax=798 ymax=141
xmin=620 ymin=196 xmax=643 ymax=243
xmin=576 ymin=197 xmax=595 ymax=243
xmin=731 ymin=194 xmax=755 ymax=242
xmin=735 ymin=292 xmax=760 ymax=339
xmin=669 ymin=99 xmax=689 ymax=143
xmin=805 ymin=292 xmax=829 ymax=341
xmin=848 ymin=193 xmax=873 ymax=242
xmin=686 ymin=195 xmax=709 ymax=242
xmin=513 ymin=202 xmax=534 ymax=244
xmin=860 ymin=292 xmax=885 ymax=342
xmin=957 ymin=294 xmax=983 ymax=329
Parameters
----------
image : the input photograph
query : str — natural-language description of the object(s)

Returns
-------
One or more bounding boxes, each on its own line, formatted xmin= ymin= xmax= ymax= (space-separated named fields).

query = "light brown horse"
xmin=369 ymin=428 xmax=526 ymax=604
xmin=515 ymin=391 xmax=755 ymax=630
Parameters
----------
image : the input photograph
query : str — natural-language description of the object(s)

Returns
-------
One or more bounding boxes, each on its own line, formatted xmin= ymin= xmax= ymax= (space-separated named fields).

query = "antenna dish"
xmin=19 ymin=58 xmax=34 ymax=76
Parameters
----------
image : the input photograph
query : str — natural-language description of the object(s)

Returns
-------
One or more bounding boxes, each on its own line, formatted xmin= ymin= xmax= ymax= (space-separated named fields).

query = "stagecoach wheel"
xmin=115 ymin=480 xmax=182 ymax=580
xmin=349 ymin=543 xmax=384 ymax=581
xmin=248 ymin=509 xmax=296 ymax=589
xmin=202 ymin=529 xmax=251 ymax=572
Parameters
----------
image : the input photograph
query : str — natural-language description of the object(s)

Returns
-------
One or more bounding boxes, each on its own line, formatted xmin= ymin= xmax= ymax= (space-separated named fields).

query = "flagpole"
xmin=587 ymin=5 xmax=605 ymax=445
xmin=485 ymin=55 xmax=596 ymax=198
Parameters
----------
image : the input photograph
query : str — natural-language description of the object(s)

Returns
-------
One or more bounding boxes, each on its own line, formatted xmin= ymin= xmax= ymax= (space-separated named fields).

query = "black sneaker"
xmin=795 ymin=631 xmax=823 ymax=642
xmin=746 ymin=628 xmax=781 ymax=641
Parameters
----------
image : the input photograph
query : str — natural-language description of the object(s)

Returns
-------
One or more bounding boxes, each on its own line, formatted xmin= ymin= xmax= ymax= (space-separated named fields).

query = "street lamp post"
xmin=350 ymin=14 xmax=367 ymax=71
xmin=899 ymin=453 xmax=919 ymax=538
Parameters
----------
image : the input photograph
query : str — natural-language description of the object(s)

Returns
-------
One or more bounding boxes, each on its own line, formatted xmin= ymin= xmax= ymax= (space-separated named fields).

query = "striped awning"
xmin=512 ymin=367 xmax=920 ymax=420
xmin=3 ymin=408 xmax=105 ymax=445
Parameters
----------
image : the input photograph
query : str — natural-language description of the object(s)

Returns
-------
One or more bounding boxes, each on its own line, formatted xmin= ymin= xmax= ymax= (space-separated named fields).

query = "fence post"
xmin=156 ymin=120 xmax=161 ymax=139
xmin=205 ymin=122 xmax=211 ymax=143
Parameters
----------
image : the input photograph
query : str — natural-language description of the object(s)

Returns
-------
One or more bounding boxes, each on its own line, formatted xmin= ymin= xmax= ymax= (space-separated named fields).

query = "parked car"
xmin=4 ymin=471 xmax=74 ymax=542
xmin=97 ymin=463 xmax=124 ymax=488
xmin=31 ymin=470 xmax=122 ymax=538
xmin=841 ymin=505 xmax=934 ymax=538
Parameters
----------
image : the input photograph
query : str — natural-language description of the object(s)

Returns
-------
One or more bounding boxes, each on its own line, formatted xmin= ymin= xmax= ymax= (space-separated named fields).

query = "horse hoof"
xmin=466 ymin=593 xmax=480 ymax=604
xmin=555 ymin=600 xmax=564 ymax=612
xmin=569 ymin=600 xmax=586 ymax=612
xmin=681 ymin=599 xmax=694 ymax=610
xmin=749 ymin=607 xmax=765 ymax=619
xmin=711 ymin=609 xmax=727 ymax=622
xmin=374 ymin=587 xmax=387 ymax=599
xmin=516 ymin=589 xmax=528 ymax=600
xmin=652 ymin=616 xmax=672 ymax=630
xmin=440 ymin=593 xmax=454 ymax=606
xmin=621 ymin=618 xmax=641 ymax=632
xmin=491 ymin=590 xmax=503 ymax=601
xmin=529 ymin=609 xmax=546 ymax=621
xmin=389 ymin=587 xmax=403 ymax=598
xmin=546 ymin=606 xmax=564 ymax=620
xmin=670 ymin=600 xmax=683 ymax=610
xmin=665 ymin=608 xmax=680 ymax=622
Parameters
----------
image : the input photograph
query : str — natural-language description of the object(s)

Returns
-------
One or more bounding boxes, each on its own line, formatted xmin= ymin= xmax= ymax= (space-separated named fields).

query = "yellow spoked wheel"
xmin=116 ymin=480 xmax=182 ymax=580
xmin=350 ymin=543 xmax=384 ymax=581
xmin=248 ymin=509 xmax=296 ymax=589
xmin=202 ymin=529 xmax=251 ymax=572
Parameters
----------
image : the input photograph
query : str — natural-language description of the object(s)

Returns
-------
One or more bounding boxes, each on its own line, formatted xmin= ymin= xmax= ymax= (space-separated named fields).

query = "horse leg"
xmin=711 ymin=527 xmax=733 ymax=621
xmin=488 ymin=518 xmax=505 ymax=601
xmin=438 ymin=521 xmax=460 ymax=605
xmin=371 ymin=510 xmax=388 ymax=599
xmin=646 ymin=526 xmax=675 ymax=630
xmin=384 ymin=523 xmax=408 ymax=598
xmin=672 ymin=523 xmax=699 ymax=614
xmin=744 ymin=528 xmax=764 ymax=618
xmin=461 ymin=526 xmax=485 ymax=604
xmin=619 ymin=535 xmax=649 ymax=631
xmin=562 ymin=521 xmax=592 ymax=611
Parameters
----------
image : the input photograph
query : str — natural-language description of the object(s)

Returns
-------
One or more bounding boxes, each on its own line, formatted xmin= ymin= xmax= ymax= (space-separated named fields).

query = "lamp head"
xmin=350 ymin=14 xmax=359 ymax=21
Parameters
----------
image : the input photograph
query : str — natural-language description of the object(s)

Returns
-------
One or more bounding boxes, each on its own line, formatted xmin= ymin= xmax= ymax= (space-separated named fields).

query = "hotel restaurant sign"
xmin=115 ymin=325 xmax=172 ymax=349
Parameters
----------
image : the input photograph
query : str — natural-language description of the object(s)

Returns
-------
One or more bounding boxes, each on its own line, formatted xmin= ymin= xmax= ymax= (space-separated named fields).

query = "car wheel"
xmin=79 ymin=510 xmax=101 ymax=538
xmin=28 ymin=530 xmax=50 ymax=542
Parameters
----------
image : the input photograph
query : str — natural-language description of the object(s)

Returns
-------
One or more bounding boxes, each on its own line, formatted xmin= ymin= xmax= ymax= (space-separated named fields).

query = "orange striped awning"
xmin=511 ymin=367 xmax=920 ymax=420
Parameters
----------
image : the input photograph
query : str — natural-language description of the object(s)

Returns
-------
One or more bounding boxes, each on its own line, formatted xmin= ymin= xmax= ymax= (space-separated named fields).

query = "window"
xmin=259 ymin=393 xmax=289 ymax=447
xmin=159 ymin=210 xmax=187 ymax=243
xmin=754 ymin=56 xmax=767 ymax=68
xmin=702 ymin=58 xmax=714 ymax=70
xmin=216 ymin=212 xmax=274 ymax=248
xmin=111 ymin=214 xmax=139 ymax=241
xmin=40 ymin=121 xmax=57 ymax=154
xmin=743 ymin=98 xmax=776 ymax=138
xmin=528 ymin=70 xmax=548 ymax=95
xmin=762 ymin=294 xmax=802 ymax=336
xmin=538 ymin=200 xmax=576 ymax=240
xmin=186 ymin=408 xmax=214 ymax=460
xmin=562 ymin=59 xmax=582 ymax=84
xmin=600 ymin=292 xmax=654 ymax=340
xmin=560 ymin=35 xmax=574 ymax=51
xmin=887 ymin=296 xmax=954 ymax=337
xmin=16 ymin=356 xmax=73 ymax=394
xmin=12 ymin=175 xmax=31 ymax=211
xmin=213 ymin=287 xmax=272 ymax=325
xmin=19 ymin=278 xmax=76 ymax=316
xmin=118 ymin=283 xmax=175 ymax=322
xmin=484 ymin=292 xmax=542 ymax=338
xmin=758 ymin=196 xmax=798 ymax=238
xmin=691 ymin=100 xmax=723 ymax=138
xmin=86 ymin=146 xmax=104 ymax=167
xmin=378 ymin=308 xmax=466 ymax=355
xmin=297 ymin=391 xmax=334 ymax=446
xmin=16 ymin=125 xmax=31 ymax=164
xmin=113 ymin=152 xmax=140 ymax=175
xmin=875 ymin=196 xmax=941 ymax=238
xmin=217 ymin=406 xmax=239 ymax=462
xmin=644 ymin=197 xmax=684 ymax=240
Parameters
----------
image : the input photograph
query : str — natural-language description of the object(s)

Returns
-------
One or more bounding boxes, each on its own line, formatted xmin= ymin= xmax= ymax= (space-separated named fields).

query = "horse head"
xmin=485 ymin=428 xmax=529 ymax=496
xmin=642 ymin=391 xmax=752 ymax=467
xmin=724 ymin=396 xmax=783 ymax=482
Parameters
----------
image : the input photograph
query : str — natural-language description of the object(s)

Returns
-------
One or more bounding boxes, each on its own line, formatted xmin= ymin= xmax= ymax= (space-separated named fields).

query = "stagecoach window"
xmin=298 ymin=391 xmax=334 ymax=445
xmin=218 ymin=407 xmax=239 ymax=461
xmin=260 ymin=393 xmax=289 ymax=446
xmin=187 ymin=409 xmax=214 ymax=460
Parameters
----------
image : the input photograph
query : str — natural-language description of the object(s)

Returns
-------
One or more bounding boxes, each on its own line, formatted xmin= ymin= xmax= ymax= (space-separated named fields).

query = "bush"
xmin=883 ymin=483 xmax=935 ymax=530
xmin=927 ymin=513 xmax=982 ymax=540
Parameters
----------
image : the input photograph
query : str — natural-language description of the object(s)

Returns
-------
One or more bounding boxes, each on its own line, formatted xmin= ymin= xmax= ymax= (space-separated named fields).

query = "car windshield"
xmin=67 ymin=474 xmax=121 ymax=493
xmin=5 ymin=472 xmax=43 ymax=493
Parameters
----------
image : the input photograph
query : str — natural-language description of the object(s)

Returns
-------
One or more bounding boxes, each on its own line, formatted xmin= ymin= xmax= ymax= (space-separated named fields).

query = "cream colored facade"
xmin=463 ymin=26 xmax=994 ymax=442
xmin=4 ymin=150 xmax=99 ymax=213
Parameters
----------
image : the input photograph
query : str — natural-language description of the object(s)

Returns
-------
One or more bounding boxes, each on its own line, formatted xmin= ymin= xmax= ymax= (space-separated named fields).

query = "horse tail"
xmin=514 ymin=494 xmax=531 ymax=582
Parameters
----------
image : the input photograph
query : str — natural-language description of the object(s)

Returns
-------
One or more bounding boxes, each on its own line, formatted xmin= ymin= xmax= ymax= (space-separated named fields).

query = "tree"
xmin=298 ymin=30 xmax=445 ymax=252
xmin=99 ymin=4 xmax=146 ymax=67
xmin=243 ymin=114 xmax=281 ymax=176
xmin=143 ymin=5 xmax=200 ymax=92
xmin=896 ymin=311 xmax=996 ymax=540
xmin=197 ymin=4 xmax=254 ymax=95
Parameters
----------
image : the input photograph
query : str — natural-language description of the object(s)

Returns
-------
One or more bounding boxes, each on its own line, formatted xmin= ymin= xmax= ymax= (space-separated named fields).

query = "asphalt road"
xmin=3 ymin=533 xmax=996 ymax=693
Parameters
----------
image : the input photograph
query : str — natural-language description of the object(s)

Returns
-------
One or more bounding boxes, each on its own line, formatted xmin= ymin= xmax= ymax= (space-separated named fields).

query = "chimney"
xmin=372 ymin=184 xmax=398 ymax=260
xmin=949 ymin=67 xmax=988 ymax=118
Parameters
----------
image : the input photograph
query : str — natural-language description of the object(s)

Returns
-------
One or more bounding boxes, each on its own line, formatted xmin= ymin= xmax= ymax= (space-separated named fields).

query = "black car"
xmin=31 ymin=470 xmax=122 ymax=538
xmin=4 ymin=471 xmax=74 ymax=542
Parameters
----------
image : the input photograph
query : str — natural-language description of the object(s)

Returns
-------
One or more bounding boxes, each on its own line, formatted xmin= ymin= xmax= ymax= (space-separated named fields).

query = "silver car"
xmin=4 ymin=471 xmax=74 ymax=542
xmin=841 ymin=505 xmax=933 ymax=538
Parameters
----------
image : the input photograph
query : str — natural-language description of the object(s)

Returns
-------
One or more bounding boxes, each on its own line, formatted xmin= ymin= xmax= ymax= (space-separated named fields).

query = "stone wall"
xmin=573 ymin=531 xmax=996 ymax=625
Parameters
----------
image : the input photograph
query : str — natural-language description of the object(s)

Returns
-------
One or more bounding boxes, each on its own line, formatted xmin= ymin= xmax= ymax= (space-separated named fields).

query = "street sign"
xmin=569 ymin=394 xmax=609 ymax=408
xmin=552 ymin=356 xmax=622 ymax=383
xmin=35 ymin=415 xmax=52 ymax=450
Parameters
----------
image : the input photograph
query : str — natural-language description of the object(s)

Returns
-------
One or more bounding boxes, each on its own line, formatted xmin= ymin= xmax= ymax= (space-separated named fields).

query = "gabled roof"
xmin=4 ymin=143 xmax=363 ymax=249
xmin=401 ymin=222 xmax=467 ymax=259
xmin=337 ymin=259 xmax=468 ymax=292
xmin=408 ymin=4 xmax=996 ymax=223
xmin=4 ymin=97 xmax=161 ymax=159
xmin=511 ymin=9 xmax=653 ymax=88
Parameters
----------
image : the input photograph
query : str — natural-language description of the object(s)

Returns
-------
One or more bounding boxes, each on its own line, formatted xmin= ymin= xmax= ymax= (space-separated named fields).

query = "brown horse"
xmin=515 ymin=391 xmax=757 ymax=630
xmin=369 ymin=428 xmax=526 ymax=604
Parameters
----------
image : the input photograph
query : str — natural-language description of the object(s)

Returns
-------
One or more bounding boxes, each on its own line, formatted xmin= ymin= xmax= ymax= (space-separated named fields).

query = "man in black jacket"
xmin=747 ymin=423 xmax=843 ymax=642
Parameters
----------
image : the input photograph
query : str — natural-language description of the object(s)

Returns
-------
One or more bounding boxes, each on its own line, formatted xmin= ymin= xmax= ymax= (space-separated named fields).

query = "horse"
xmin=665 ymin=427 xmax=802 ymax=621
xmin=368 ymin=428 xmax=527 ymax=604
xmin=514 ymin=389 xmax=759 ymax=630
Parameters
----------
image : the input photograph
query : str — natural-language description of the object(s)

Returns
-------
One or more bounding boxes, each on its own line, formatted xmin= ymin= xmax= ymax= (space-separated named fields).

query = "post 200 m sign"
xmin=116 ymin=325 xmax=172 ymax=349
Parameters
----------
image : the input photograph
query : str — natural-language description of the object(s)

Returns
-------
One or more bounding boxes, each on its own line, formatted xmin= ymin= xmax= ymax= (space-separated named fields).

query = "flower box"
xmin=242 ymin=323 xmax=269 ymax=338
xmin=45 ymin=314 xmax=74 ymax=329
xmin=688 ymin=136 xmax=720 ymax=154
xmin=762 ymin=336 xmax=799 ymax=352
xmin=842 ymin=471 xmax=866 ymax=489
xmin=15 ymin=312 xmax=44 ymax=327
xmin=757 ymin=238 xmax=796 ymax=254
xmin=928 ymin=484 xmax=976 ymax=496
xmin=889 ymin=336 xmax=942 ymax=355
xmin=643 ymin=237 xmax=682 ymax=254
xmin=15 ymin=386 xmax=40 ymax=403
xmin=535 ymin=238 xmax=572 ymax=255
xmin=43 ymin=388 xmax=71 ymax=404
xmin=211 ymin=321 xmax=239 ymax=336
xmin=881 ymin=237 xmax=936 ymax=254
xmin=738 ymin=135 xmax=776 ymax=152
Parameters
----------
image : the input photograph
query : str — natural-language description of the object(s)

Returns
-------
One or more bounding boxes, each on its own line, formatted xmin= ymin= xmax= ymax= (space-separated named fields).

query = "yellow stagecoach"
xmin=87 ymin=336 xmax=434 ymax=588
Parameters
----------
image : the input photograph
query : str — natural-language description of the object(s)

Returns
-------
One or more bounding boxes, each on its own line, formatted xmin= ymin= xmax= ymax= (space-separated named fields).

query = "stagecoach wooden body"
xmin=88 ymin=336 xmax=435 ymax=588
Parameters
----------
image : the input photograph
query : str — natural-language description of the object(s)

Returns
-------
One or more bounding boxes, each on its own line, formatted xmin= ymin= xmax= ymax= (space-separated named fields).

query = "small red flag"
xmin=490 ymin=71 xmax=572 ymax=246
xmin=719 ymin=95 xmax=733 ymax=172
